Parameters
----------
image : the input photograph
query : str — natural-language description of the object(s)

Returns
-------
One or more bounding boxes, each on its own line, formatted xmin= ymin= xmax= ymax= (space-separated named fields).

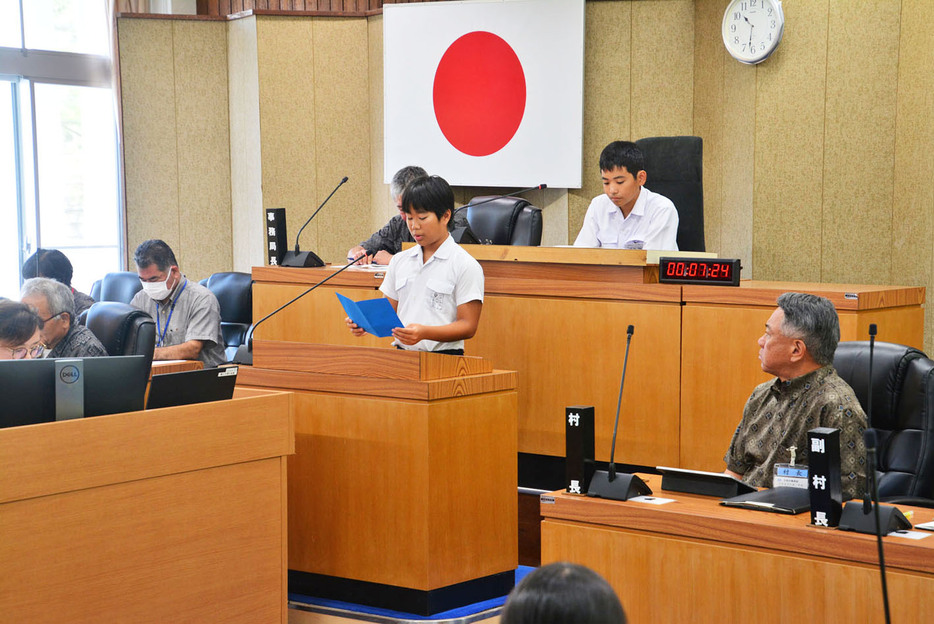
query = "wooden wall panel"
xmin=692 ymin=0 xmax=724 ymax=257
xmin=118 ymin=19 xmax=180 ymax=268
xmin=256 ymin=18 xmax=319 ymax=262
xmin=173 ymin=20 xmax=232 ymax=281
xmin=752 ymin=0 xmax=829 ymax=283
xmin=892 ymin=0 xmax=934 ymax=357
xmin=311 ymin=17 xmax=371 ymax=264
xmin=630 ymin=0 xmax=694 ymax=140
xmin=820 ymin=0 xmax=901 ymax=285
xmin=570 ymin=2 xmax=632 ymax=242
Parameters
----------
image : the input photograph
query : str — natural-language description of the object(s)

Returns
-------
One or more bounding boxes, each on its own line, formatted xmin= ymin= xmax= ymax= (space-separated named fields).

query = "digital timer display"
xmin=658 ymin=258 xmax=742 ymax=286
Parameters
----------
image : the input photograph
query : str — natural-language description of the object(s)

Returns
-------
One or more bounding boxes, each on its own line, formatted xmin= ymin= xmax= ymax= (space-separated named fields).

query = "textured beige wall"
xmin=118 ymin=17 xmax=231 ymax=281
xmin=254 ymin=16 xmax=371 ymax=265
xmin=119 ymin=2 xmax=934 ymax=351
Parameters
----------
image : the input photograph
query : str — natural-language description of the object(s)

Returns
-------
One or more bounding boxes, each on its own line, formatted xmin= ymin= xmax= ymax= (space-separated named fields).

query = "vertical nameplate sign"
xmin=265 ymin=208 xmax=288 ymax=266
xmin=808 ymin=427 xmax=842 ymax=528
xmin=566 ymin=405 xmax=595 ymax=494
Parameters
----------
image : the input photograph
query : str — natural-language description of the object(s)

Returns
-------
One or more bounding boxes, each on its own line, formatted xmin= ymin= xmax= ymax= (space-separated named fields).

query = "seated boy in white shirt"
xmin=573 ymin=140 xmax=679 ymax=251
xmin=345 ymin=175 xmax=484 ymax=355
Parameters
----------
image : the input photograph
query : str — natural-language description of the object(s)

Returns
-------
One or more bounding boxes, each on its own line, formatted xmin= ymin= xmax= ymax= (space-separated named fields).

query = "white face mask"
xmin=141 ymin=274 xmax=173 ymax=300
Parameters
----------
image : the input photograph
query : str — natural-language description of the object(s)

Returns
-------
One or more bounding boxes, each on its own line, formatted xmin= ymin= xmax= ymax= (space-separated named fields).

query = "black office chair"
xmin=201 ymin=271 xmax=253 ymax=362
xmin=90 ymin=279 xmax=102 ymax=301
xmin=95 ymin=271 xmax=143 ymax=304
xmin=635 ymin=136 xmax=704 ymax=252
xmin=85 ymin=301 xmax=156 ymax=369
xmin=833 ymin=341 xmax=934 ymax=503
xmin=465 ymin=196 xmax=543 ymax=246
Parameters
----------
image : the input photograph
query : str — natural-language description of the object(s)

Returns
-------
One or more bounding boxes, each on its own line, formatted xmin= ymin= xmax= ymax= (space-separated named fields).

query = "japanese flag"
xmin=384 ymin=0 xmax=585 ymax=189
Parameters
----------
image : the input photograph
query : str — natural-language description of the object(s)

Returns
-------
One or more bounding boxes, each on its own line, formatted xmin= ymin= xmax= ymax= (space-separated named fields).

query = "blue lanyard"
xmin=155 ymin=278 xmax=188 ymax=347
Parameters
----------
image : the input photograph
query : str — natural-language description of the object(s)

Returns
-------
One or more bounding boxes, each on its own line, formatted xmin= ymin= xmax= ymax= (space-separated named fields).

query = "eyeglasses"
xmin=40 ymin=311 xmax=64 ymax=324
xmin=4 ymin=343 xmax=46 ymax=360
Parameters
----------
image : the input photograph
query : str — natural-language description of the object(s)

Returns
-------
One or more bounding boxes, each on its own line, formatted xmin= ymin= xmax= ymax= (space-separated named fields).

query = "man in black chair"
xmin=130 ymin=239 xmax=226 ymax=368
xmin=724 ymin=292 xmax=867 ymax=499
xmin=347 ymin=165 xmax=469 ymax=265
xmin=21 ymin=278 xmax=107 ymax=359
xmin=574 ymin=140 xmax=679 ymax=251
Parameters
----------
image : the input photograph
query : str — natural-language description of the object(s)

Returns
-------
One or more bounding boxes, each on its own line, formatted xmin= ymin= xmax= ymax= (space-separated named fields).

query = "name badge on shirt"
xmin=773 ymin=463 xmax=809 ymax=489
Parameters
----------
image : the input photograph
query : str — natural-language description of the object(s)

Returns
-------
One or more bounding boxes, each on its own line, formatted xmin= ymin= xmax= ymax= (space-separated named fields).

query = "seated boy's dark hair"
xmin=500 ymin=561 xmax=627 ymax=624
xmin=22 ymin=248 xmax=74 ymax=286
xmin=400 ymin=175 xmax=454 ymax=221
xmin=0 ymin=300 xmax=43 ymax=346
xmin=599 ymin=140 xmax=645 ymax=176
xmin=134 ymin=239 xmax=178 ymax=272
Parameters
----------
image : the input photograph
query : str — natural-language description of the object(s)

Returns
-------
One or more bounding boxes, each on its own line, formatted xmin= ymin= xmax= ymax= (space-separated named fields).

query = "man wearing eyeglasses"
xmin=20 ymin=278 xmax=107 ymax=359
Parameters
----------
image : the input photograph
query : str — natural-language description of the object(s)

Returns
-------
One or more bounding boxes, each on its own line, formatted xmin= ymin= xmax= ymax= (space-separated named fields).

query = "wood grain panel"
xmin=2 ymin=460 xmax=287 ymax=623
xmin=238 ymin=364 xmax=516 ymax=401
xmin=542 ymin=518 xmax=934 ymax=624
xmin=0 ymin=392 xmax=293 ymax=504
xmin=682 ymin=281 xmax=926 ymax=310
xmin=752 ymin=0 xmax=829 ymax=282
xmin=630 ymin=0 xmax=694 ymax=139
xmin=252 ymin=341 xmax=491 ymax=379
xmin=471 ymin=295 xmax=681 ymax=465
xmin=821 ymin=0 xmax=901 ymax=285
xmin=285 ymin=389 xmax=517 ymax=590
xmin=681 ymin=303 xmax=771 ymax=471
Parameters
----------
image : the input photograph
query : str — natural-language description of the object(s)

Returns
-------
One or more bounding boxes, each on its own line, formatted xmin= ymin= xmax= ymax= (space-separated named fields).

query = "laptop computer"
xmin=146 ymin=366 xmax=238 ymax=410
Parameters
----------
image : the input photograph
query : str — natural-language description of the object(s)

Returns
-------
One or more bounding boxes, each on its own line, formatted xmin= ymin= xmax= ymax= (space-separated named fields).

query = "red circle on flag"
xmin=433 ymin=32 xmax=526 ymax=157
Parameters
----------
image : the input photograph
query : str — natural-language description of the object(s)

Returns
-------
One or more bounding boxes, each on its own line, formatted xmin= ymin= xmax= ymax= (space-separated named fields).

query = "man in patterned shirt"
xmin=724 ymin=292 xmax=867 ymax=499
xmin=20 ymin=277 xmax=108 ymax=359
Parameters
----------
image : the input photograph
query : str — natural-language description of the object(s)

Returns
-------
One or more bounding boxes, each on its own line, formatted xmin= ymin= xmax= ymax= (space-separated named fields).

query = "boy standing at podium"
xmin=346 ymin=175 xmax=483 ymax=355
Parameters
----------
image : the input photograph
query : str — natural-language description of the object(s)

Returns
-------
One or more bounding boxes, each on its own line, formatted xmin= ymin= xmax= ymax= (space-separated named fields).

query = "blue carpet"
xmin=289 ymin=566 xmax=535 ymax=621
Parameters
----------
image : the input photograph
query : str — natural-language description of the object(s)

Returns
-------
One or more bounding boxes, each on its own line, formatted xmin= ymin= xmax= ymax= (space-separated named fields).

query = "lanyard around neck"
xmin=155 ymin=278 xmax=188 ymax=348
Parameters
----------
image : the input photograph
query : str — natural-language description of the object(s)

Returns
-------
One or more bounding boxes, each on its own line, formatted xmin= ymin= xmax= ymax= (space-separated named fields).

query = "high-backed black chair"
xmin=90 ymin=279 xmax=102 ymax=301
xmin=465 ymin=196 xmax=543 ymax=246
xmin=635 ymin=136 xmax=704 ymax=252
xmin=201 ymin=271 xmax=253 ymax=362
xmin=95 ymin=271 xmax=143 ymax=304
xmin=85 ymin=301 xmax=156 ymax=369
xmin=833 ymin=341 xmax=934 ymax=503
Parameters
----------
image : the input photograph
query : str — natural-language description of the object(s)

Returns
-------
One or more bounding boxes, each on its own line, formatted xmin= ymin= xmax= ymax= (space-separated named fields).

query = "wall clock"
xmin=722 ymin=0 xmax=785 ymax=65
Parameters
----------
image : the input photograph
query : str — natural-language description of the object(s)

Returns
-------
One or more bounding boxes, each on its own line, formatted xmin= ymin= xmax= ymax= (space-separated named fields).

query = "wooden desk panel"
xmin=541 ymin=480 xmax=934 ymax=624
xmin=0 ymin=393 xmax=294 ymax=623
xmin=471 ymin=295 xmax=682 ymax=465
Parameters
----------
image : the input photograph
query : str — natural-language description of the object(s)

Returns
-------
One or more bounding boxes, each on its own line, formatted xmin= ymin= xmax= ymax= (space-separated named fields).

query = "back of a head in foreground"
xmin=500 ymin=562 xmax=627 ymax=624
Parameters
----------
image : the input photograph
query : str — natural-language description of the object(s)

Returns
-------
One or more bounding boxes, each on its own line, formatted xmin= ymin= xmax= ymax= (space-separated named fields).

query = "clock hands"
xmin=744 ymin=15 xmax=754 ymax=50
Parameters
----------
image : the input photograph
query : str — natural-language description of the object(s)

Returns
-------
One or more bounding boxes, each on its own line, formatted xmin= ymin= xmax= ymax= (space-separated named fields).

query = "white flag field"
xmin=383 ymin=0 xmax=585 ymax=189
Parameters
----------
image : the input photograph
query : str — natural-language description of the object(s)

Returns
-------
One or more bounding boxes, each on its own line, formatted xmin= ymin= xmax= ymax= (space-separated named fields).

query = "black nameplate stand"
xmin=808 ymin=427 xmax=843 ymax=528
xmin=265 ymin=208 xmax=288 ymax=266
xmin=565 ymin=405 xmax=595 ymax=495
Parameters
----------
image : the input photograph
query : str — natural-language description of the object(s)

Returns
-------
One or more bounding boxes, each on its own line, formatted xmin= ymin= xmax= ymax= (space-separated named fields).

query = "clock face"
xmin=722 ymin=0 xmax=785 ymax=65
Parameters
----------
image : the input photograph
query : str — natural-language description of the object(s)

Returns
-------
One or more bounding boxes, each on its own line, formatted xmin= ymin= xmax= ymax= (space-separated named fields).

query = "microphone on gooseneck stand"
xmin=864 ymin=323 xmax=877 ymax=514
xmin=587 ymin=324 xmax=652 ymax=500
xmin=231 ymin=252 xmax=366 ymax=365
xmin=280 ymin=176 xmax=349 ymax=267
xmin=451 ymin=183 xmax=547 ymax=245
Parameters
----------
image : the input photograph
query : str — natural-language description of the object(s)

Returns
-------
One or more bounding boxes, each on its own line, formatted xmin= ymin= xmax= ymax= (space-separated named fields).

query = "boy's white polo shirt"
xmin=380 ymin=234 xmax=484 ymax=352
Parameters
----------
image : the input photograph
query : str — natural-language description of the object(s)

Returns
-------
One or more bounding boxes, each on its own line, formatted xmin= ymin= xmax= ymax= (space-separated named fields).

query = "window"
xmin=0 ymin=1 xmax=121 ymax=298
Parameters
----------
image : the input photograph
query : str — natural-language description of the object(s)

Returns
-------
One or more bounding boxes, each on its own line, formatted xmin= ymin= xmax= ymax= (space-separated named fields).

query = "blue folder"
xmin=336 ymin=293 xmax=403 ymax=338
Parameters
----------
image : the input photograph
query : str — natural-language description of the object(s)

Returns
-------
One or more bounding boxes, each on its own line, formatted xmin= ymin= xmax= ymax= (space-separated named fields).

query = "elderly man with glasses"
xmin=20 ymin=278 xmax=107 ymax=359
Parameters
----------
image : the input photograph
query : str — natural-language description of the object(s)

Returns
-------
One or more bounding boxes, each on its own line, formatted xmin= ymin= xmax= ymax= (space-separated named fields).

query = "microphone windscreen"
xmin=539 ymin=183 xmax=548 ymax=190
xmin=627 ymin=324 xmax=634 ymax=335
xmin=341 ymin=176 xmax=349 ymax=184
xmin=869 ymin=323 xmax=877 ymax=336
xmin=863 ymin=428 xmax=877 ymax=450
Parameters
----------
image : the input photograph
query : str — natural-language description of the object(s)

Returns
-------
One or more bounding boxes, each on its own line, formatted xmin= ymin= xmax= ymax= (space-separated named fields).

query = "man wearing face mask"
xmin=130 ymin=239 xmax=226 ymax=368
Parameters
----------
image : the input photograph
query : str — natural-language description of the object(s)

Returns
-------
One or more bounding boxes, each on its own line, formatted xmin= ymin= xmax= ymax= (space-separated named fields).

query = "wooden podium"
xmin=0 ymin=392 xmax=294 ymax=623
xmin=237 ymin=341 xmax=518 ymax=615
